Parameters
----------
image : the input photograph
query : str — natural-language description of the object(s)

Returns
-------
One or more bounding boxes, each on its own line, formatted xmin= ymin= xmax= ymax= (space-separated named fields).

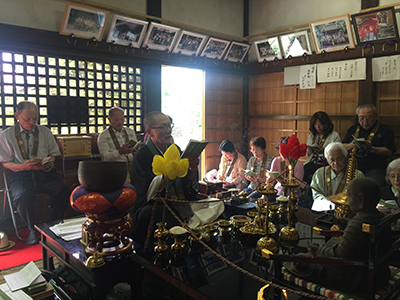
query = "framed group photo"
xmin=254 ymin=37 xmax=282 ymax=62
xmin=172 ymin=30 xmax=207 ymax=56
xmin=224 ymin=41 xmax=251 ymax=63
xmin=60 ymin=2 xmax=109 ymax=40
xmin=106 ymin=15 xmax=148 ymax=47
xmin=352 ymin=7 xmax=398 ymax=43
xmin=309 ymin=14 xmax=355 ymax=53
xmin=200 ymin=37 xmax=231 ymax=59
xmin=142 ymin=23 xmax=180 ymax=51
xmin=280 ymin=30 xmax=312 ymax=58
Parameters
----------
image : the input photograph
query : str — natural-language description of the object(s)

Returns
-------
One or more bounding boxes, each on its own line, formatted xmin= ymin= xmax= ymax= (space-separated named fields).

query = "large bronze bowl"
xmin=78 ymin=161 xmax=127 ymax=192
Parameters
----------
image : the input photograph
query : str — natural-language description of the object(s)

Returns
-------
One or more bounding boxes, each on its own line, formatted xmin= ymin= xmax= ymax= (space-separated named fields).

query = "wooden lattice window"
xmin=0 ymin=51 xmax=143 ymax=134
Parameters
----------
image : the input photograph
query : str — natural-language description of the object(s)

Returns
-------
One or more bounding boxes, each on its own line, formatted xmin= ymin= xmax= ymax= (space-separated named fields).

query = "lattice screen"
xmin=0 ymin=51 xmax=143 ymax=134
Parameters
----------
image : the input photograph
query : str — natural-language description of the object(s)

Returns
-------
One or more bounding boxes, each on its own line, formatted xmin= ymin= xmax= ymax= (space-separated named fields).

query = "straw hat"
xmin=0 ymin=231 xmax=16 ymax=251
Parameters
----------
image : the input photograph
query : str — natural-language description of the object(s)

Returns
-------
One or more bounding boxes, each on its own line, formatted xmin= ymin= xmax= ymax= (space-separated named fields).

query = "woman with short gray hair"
xmin=381 ymin=158 xmax=400 ymax=206
xmin=310 ymin=142 xmax=364 ymax=212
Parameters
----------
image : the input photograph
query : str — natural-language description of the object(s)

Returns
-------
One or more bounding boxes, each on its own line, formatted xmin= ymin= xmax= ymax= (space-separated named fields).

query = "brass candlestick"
xmin=279 ymin=174 xmax=300 ymax=253
xmin=154 ymin=222 xmax=170 ymax=269
xmin=254 ymin=177 xmax=279 ymax=254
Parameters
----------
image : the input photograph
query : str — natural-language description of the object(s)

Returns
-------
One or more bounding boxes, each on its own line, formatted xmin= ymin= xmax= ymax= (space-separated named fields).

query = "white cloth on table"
xmin=147 ymin=175 xmax=224 ymax=228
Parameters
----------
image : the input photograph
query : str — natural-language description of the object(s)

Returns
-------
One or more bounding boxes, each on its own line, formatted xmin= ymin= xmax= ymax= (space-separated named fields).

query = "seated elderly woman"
xmin=381 ymin=158 xmax=400 ymax=206
xmin=241 ymin=137 xmax=273 ymax=198
xmin=215 ymin=140 xmax=247 ymax=188
xmin=310 ymin=142 xmax=364 ymax=211
xmin=269 ymin=136 xmax=304 ymax=197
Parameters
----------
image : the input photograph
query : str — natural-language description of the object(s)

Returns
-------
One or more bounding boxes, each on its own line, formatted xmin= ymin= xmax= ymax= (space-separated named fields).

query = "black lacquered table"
xmin=35 ymin=220 xmax=143 ymax=300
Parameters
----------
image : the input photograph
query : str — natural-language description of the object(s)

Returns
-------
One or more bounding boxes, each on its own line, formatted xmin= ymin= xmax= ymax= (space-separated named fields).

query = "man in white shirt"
xmin=311 ymin=142 xmax=364 ymax=211
xmin=97 ymin=107 xmax=138 ymax=181
xmin=0 ymin=101 xmax=70 ymax=245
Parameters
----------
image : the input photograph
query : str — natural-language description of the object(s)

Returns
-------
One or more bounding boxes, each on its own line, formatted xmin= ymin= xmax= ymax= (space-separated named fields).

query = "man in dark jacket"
xmin=286 ymin=177 xmax=391 ymax=292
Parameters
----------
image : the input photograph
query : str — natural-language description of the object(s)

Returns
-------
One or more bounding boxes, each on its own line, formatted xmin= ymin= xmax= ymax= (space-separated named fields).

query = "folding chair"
xmin=2 ymin=167 xmax=26 ymax=241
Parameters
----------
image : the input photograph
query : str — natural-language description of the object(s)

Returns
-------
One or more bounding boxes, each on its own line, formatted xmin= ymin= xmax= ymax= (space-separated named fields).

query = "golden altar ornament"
xmin=254 ymin=175 xmax=279 ymax=253
xmin=279 ymin=179 xmax=300 ymax=250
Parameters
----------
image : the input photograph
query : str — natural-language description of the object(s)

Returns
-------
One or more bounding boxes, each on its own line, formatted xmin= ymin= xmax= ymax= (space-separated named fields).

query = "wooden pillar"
xmin=361 ymin=0 xmax=379 ymax=9
xmin=147 ymin=0 xmax=162 ymax=18
xmin=358 ymin=0 xmax=379 ymax=106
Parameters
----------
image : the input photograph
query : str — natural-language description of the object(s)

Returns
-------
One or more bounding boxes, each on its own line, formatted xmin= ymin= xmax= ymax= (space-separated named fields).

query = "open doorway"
xmin=161 ymin=65 xmax=205 ymax=150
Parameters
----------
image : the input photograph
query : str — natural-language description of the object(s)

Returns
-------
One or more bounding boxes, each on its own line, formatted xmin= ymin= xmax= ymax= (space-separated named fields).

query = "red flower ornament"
xmin=280 ymin=135 xmax=307 ymax=166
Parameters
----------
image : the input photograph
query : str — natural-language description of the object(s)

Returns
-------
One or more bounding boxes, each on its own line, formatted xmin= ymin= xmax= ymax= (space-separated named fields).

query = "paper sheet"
xmin=4 ymin=261 xmax=41 ymax=292
xmin=0 ymin=283 xmax=32 ymax=300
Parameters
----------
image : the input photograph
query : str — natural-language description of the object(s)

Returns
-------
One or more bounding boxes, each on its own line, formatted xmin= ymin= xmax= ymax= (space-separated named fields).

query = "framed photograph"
xmin=224 ymin=41 xmax=251 ymax=63
xmin=142 ymin=23 xmax=180 ymax=51
xmin=200 ymin=37 xmax=231 ymax=59
xmin=172 ymin=31 xmax=207 ymax=56
xmin=352 ymin=7 xmax=398 ymax=43
xmin=60 ymin=2 xmax=109 ymax=40
xmin=254 ymin=37 xmax=282 ymax=62
xmin=280 ymin=31 xmax=312 ymax=58
xmin=200 ymin=250 xmax=227 ymax=276
xmin=106 ymin=15 xmax=148 ymax=47
xmin=309 ymin=14 xmax=355 ymax=53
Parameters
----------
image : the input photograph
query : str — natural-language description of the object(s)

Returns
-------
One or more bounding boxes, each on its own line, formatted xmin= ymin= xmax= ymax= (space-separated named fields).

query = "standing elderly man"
xmin=310 ymin=142 xmax=364 ymax=211
xmin=342 ymin=104 xmax=396 ymax=186
xmin=97 ymin=107 xmax=138 ymax=181
xmin=0 ymin=101 xmax=70 ymax=245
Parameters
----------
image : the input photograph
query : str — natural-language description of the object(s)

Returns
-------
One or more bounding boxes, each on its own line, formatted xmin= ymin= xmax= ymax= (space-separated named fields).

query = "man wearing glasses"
xmin=342 ymin=104 xmax=396 ymax=186
xmin=129 ymin=112 xmax=201 ymax=244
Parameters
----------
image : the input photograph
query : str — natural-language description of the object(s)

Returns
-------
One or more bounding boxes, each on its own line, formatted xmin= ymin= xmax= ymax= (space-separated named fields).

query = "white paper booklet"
xmin=4 ymin=261 xmax=41 ymax=292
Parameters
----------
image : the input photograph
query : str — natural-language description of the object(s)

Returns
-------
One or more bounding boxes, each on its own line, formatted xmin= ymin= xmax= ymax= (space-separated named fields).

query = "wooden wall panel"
xmin=248 ymin=73 xmax=360 ymax=163
xmin=204 ymin=72 xmax=244 ymax=173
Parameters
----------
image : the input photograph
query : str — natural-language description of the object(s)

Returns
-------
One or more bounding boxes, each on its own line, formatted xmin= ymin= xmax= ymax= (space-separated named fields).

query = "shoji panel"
xmin=205 ymin=72 xmax=243 ymax=173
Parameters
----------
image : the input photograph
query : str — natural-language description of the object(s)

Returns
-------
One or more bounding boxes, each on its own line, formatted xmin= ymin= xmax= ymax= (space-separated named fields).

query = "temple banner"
xmin=372 ymin=55 xmax=400 ymax=81
xmin=317 ymin=58 xmax=366 ymax=83
xmin=300 ymin=64 xmax=316 ymax=89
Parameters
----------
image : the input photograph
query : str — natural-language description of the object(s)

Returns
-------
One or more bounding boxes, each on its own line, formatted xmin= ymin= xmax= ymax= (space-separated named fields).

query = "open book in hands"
xmin=30 ymin=157 xmax=52 ymax=165
xmin=128 ymin=140 xmax=144 ymax=151
xmin=181 ymin=139 xmax=208 ymax=158
xmin=242 ymin=169 xmax=257 ymax=177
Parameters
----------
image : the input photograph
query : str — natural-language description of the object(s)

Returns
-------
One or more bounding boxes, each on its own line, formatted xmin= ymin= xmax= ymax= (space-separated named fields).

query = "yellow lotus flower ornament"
xmin=152 ymin=144 xmax=189 ymax=180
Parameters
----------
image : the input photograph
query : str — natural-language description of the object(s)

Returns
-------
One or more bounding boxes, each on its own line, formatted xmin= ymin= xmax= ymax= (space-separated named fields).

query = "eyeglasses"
xmin=358 ymin=115 xmax=374 ymax=121
xmin=150 ymin=123 xmax=174 ymax=131
xmin=328 ymin=156 xmax=345 ymax=164
xmin=389 ymin=174 xmax=400 ymax=180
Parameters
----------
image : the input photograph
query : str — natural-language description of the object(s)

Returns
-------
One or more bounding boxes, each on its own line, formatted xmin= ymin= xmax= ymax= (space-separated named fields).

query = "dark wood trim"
xmin=361 ymin=0 xmax=379 ymax=10
xmin=147 ymin=0 xmax=162 ymax=18
xmin=0 ymin=23 xmax=244 ymax=75
xmin=359 ymin=57 xmax=376 ymax=105
xmin=248 ymin=115 xmax=357 ymax=121
xmin=243 ymin=0 xmax=249 ymax=37
xmin=242 ymin=74 xmax=249 ymax=157
xmin=244 ymin=41 xmax=399 ymax=76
